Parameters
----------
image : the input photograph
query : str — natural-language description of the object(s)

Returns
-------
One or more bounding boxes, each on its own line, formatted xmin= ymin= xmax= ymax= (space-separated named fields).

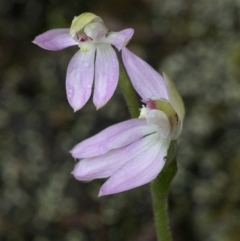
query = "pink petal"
xmin=122 ymin=48 xmax=168 ymax=100
xmin=32 ymin=29 xmax=77 ymax=51
xmin=71 ymin=118 xmax=158 ymax=158
xmin=99 ymin=137 xmax=171 ymax=196
xmin=66 ymin=48 xmax=95 ymax=111
xmin=72 ymin=133 xmax=159 ymax=180
xmin=93 ymin=44 xmax=119 ymax=109
xmin=105 ymin=28 xmax=134 ymax=51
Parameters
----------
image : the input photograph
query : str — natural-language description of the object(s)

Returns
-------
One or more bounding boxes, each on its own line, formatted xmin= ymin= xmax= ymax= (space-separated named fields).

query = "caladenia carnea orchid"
xmin=33 ymin=12 xmax=133 ymax=111
xmin=34 ymin=11 xmax=185 ymax=241
xmin=71 ymin=73 xmax=184 ymax=196
xmin=71 ymin=95 xmax=183 ymax=196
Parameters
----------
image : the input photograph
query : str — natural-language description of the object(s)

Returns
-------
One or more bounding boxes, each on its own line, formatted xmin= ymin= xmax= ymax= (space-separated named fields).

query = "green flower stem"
xmin=151 ymin=141 xmax=177 ymax=241
xmin=118 ymin=63 xmax=139 ymax=118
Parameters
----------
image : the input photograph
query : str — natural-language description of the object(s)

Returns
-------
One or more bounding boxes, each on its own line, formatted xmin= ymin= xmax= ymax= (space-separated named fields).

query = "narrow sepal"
xmin=32 ymin=29 xmax=77 ymax=51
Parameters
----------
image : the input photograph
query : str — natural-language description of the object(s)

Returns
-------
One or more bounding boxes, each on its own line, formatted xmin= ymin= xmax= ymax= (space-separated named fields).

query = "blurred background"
xmin=1 ymin=0 xmax=240 ymax=240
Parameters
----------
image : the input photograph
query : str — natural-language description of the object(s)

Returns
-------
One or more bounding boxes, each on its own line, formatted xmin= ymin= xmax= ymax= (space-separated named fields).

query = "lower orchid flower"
xmin=33 ymin=13 xmax=134 ymax=111
xmin=71 ymin=56 xmax=185 ymax=196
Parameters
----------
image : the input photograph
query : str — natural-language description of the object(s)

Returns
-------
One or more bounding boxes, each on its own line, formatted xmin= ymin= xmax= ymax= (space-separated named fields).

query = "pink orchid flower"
xmin=71 ymin=51 xmax=185 ymax=196
xmin=33 ymin=13 xmax=134 ymax=111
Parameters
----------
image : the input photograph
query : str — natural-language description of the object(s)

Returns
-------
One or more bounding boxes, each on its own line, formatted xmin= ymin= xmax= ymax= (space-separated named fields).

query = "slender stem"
xmin=151 ymin=141 xmax=177 ymax=241
xmin=118 ymin=63 xmax=140 ymax=118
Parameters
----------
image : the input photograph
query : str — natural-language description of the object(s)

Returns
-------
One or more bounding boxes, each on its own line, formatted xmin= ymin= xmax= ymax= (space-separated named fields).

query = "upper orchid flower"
xmin=71 ymin=55 xmax=184 ymax=196
xmin=33 ymin=13 xmax=134 ymax=111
